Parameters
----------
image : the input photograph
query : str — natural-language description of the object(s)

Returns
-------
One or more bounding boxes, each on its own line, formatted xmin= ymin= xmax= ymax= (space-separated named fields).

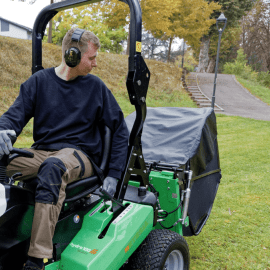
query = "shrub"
xmin=223 ymin=48 xmax=257 ymax=80
xmin=257 ymin=71 xmax=270 ymax=88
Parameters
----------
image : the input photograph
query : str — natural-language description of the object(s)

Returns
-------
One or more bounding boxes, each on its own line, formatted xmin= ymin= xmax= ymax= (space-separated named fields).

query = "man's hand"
xmin=0 ymin=130 xmax=16 ymax=160
xmin=103 ymin=176 xmax=118 ymax=196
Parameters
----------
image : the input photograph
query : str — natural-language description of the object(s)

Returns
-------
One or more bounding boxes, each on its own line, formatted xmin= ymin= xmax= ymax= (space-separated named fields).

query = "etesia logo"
xmin=70 ymin=243 xmax=98 ymax=255
xmin=73 ymin=215 xmax=80 ymax=223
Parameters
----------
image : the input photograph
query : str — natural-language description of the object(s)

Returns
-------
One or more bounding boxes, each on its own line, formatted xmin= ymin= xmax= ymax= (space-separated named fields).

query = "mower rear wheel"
xmin=128 ymin=229 xmax=189 ymax=270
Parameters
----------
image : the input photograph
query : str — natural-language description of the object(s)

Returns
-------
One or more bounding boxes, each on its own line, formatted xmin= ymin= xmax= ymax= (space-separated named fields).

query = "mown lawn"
xmin=236 ymin=75 xmax=270 ymax=106
xmin=186 ymin=114 xmax=270 ymax=269
xmin=14 ymin=107 xmax=270 ymax=269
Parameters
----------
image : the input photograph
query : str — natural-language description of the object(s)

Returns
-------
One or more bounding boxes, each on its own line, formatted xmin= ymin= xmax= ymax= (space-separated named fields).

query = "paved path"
xmin=195 ymin=73 xmax=270 ymax=121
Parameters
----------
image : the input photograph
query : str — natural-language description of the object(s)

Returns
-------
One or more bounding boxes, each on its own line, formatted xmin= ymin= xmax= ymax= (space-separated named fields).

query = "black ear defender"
xmin=64 ymin=28 xmax=86 ymax=68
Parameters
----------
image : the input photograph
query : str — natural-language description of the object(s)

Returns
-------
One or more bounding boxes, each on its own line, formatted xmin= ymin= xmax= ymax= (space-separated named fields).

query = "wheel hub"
xmin=163 ymin=249 xmax=184 ymax=270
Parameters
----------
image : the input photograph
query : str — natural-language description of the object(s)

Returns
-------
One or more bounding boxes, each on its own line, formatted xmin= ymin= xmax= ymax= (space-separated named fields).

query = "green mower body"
xmin=44 ymin=171 xmax=186 ymax=270
xmin=47 ymin=201 xmax=153 ymax=270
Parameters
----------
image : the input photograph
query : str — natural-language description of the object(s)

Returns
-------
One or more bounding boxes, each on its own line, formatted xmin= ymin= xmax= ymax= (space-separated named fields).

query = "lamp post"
xmin=181 ymin=40 xmax=185 ymax=68
xmin=211 ymin=12 xmax=227 ymax=109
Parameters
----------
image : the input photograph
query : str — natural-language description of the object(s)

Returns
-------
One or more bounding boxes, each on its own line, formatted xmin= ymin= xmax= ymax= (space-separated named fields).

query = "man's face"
xmin=76 ymin=42 xmax=98 ymax=76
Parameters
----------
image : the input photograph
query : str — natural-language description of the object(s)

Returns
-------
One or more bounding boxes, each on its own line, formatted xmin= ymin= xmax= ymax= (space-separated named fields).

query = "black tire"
xmin=128 ymin=229 xmax=190 ymax=270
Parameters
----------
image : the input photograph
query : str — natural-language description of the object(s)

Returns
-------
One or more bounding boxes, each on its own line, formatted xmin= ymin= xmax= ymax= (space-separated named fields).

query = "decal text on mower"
xmin=125 ymin=220 xmax=149 ymax=253
xmin=70 ymin=243 xmax=98 ymax=255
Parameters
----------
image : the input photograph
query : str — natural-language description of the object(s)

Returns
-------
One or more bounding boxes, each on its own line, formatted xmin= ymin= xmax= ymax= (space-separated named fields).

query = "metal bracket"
xmin=127 ymin=55 xmax=150 ymax=105
xmin=180 ymin=169 xmax=192 ymax=225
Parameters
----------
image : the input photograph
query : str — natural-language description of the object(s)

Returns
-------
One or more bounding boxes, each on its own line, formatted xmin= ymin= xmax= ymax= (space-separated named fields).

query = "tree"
xmin=99 ymin=0 xmax=220 ymax=62
xmin=99 ymin=0 xmax=178 ymax=56
xmin=46 ymin=5 xmax=128 ymax=53
xmin=45 ymin=0 xmax=65 ymax=43
xmin=175 ymin=48 xmax=199 ymax=71
xmin=165 ymin=0 xmax=220 ymax=61
xmin=207 ymin=24 xmax=242 ymax=72
xmin=242 ymin=0 xmax=270 ymax=72
xmin=197 ymin=0 xmax=255 ymax=73
xmin=48 ymin=0 xmax=54 ymax=43
xmin=141 ymin=31 xmax=182 ymax=62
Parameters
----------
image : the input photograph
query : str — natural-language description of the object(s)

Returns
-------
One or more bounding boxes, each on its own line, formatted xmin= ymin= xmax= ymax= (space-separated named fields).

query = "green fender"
xmin=46 ymin=201 xmax=153 ymax=270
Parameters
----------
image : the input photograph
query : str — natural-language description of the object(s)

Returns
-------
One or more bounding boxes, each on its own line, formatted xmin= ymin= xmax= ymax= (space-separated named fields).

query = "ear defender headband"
xmin=64 ymin=28 xmax=86 ymax=68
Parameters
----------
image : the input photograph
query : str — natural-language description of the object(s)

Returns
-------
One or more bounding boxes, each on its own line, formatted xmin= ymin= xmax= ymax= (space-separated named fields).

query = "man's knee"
xmin=35 ymin=157 xmax=67 ymax=205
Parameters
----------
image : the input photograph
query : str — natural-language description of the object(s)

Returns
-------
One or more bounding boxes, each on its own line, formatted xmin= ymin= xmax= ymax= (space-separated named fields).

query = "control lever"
xmin=5 ymin=134 xmax=34 ymax=163
xmin=8 ymin=134 xmax=17 ymax=145
xmin=10 ymin=149 xmax=34 ymax=158
xmin=99 ymin=188 xmax=125 ymax=209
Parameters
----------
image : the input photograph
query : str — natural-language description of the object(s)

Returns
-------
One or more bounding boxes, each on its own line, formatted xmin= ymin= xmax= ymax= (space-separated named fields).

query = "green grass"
xmin=236 ymin=75 xmax=270 ymax=105
xmin=186 ymin=114 xmax=270 ymax=269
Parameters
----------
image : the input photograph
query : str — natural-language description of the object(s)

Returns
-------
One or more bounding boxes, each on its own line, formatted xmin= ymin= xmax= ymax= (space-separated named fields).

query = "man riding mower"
xmin=0 ymin=0 xmax=222 ymax=269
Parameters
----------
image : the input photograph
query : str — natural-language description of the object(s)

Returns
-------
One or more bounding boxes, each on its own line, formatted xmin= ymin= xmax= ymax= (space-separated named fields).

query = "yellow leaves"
xmin=142 ymin=0 xmax=177 ymax=37
xmin=98 ymin=0 xmax=220 ymax=50
xmin=168 ymin=0 xmax=221 ymax=48
xmin=98 ymin=0 xmax=129 ymax=28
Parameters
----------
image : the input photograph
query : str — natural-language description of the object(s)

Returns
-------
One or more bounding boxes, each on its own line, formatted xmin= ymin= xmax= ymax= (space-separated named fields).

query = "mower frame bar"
xmin=32 ymin=0 xmax=142 ymax=75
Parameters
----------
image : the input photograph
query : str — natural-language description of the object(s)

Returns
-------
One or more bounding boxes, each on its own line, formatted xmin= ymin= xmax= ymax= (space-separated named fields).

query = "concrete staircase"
xmin=182 ymin=73 xmax=224 ymax=112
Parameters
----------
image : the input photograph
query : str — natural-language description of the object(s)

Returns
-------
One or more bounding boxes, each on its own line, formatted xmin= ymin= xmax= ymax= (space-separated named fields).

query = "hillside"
xmin=0 ymin=35 xmax=195 ymax=110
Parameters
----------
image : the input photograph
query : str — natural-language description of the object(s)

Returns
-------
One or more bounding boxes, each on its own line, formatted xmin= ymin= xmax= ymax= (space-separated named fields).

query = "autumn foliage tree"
xmin=165 ymin=0 xmax=220 ymax=56
xmin=99 ymin=0 xmax=178 ymax=57
xmin=99 ymin=0 xmax=220 ymax=61
xmin=46 ymin=5 xmax=128 ymax=53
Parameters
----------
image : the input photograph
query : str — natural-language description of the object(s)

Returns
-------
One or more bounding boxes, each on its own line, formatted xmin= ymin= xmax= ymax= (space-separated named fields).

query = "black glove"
xmin=0 ymin=130 xmax=16 ymax=160
xmin=103 ymin=176 xmax=118 ymax=196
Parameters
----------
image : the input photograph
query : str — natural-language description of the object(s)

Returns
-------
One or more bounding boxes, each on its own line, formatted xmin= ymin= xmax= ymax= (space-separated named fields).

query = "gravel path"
xmin=196 ymin=73 xmax=270 ymax=121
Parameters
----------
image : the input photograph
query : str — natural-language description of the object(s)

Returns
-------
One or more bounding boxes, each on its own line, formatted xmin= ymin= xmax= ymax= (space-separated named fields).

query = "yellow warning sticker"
xmin=136 ymin=41 xmax=142 ymax=53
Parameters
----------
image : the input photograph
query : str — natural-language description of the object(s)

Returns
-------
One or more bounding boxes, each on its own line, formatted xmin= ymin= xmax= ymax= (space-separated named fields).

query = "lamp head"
xmin=216 ymin=12 xmax=227 ymax=33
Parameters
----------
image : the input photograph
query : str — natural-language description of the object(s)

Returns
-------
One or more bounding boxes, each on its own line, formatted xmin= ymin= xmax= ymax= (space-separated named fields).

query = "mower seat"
xmin=23 ymin=125 xmax=112 ymax=204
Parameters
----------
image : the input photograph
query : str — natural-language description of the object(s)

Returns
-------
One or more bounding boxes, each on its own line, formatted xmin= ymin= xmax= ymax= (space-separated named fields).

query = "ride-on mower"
xmin=0 ymin=0 xmax=222 ymax=269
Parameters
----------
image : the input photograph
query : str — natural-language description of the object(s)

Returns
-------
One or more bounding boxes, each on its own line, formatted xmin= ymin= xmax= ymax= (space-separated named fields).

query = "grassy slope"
xmin=1 ymin=36 xmax=270 ymax=268
xmin=235 ymin=75 xmax=270 ymax=105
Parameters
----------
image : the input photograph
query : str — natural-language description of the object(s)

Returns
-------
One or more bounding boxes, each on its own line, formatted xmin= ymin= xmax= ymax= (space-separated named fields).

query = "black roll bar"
xmin=32 ymin=0 xmax=142 ymax=75
xmin=32 ymin=0 xmax=150 ymax=202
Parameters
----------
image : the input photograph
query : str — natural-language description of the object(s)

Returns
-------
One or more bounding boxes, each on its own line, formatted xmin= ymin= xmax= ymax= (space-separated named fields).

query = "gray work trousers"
xmin=7 ymin=148 xmax=93 ymax=259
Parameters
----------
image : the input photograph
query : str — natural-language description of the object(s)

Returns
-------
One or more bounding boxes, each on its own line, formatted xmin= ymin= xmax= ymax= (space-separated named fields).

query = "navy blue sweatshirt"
xmin=0 ymin=68 xmax=129 ymax=179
